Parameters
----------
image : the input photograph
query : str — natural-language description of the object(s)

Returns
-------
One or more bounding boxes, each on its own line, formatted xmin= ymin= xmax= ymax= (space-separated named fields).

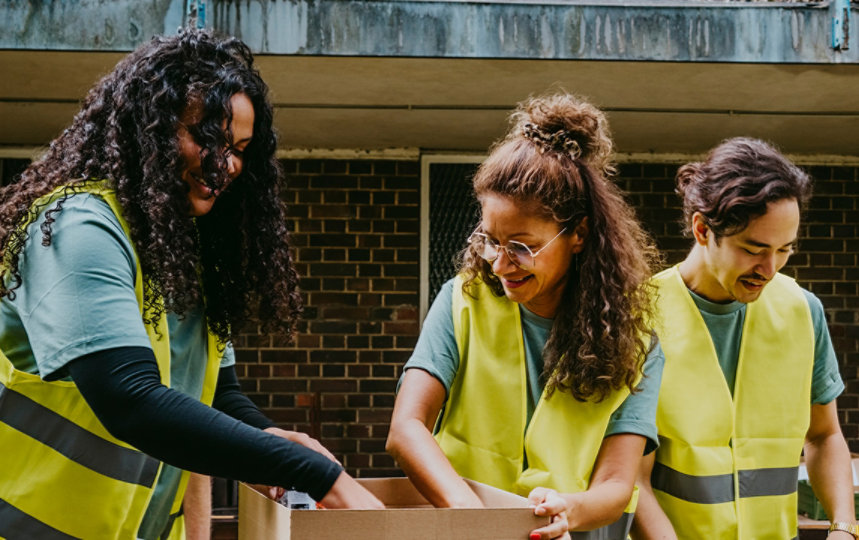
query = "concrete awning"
xmin=1 ymin=0 xmax=856 ymax=157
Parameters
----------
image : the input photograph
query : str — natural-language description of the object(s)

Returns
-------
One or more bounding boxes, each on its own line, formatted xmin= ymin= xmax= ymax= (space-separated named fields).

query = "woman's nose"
xmin=491 ymin=248 xmax=516 ymax=274
xmin=226 ymin=154 xmax=242 ymax=178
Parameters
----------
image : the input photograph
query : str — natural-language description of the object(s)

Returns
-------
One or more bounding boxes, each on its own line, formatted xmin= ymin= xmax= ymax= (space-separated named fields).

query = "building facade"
xmin=1 ymin=0 xmax=857 ymax=488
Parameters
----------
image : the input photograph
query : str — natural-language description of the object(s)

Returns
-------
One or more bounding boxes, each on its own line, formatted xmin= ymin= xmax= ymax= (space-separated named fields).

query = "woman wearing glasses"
xmin=387 ymin=93 xmax=664 ymax=540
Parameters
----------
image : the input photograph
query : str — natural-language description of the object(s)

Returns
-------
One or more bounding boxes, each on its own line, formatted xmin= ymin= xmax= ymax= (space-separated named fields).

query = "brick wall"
xmin=804 ymin=166 xmax=859 ymax=445
xmin=234 ymin=159 xmax=421 ymax=477
xmin=233 ymin=158 xmax=859 ymax=480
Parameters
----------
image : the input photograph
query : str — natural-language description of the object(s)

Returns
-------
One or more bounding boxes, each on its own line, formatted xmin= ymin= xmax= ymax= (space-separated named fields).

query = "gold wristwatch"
xmin=829 ymin=522 xmax=859 ymax=539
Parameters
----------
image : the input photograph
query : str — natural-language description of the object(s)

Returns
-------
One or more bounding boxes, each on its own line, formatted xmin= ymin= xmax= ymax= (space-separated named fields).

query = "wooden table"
xmin=799 ymin=514 xmax=831 ymax=540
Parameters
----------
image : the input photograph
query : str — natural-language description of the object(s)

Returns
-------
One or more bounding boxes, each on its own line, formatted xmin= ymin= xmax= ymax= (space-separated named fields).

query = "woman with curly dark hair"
xmin=0 ymin=29 xmax=381 ymax=540
xmin=387 ymin=92 xmax=663 ymax=540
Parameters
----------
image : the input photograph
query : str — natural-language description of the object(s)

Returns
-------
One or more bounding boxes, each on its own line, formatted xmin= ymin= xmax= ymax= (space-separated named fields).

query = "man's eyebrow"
xmin=743 ymin=237 xmax=797 ymax=248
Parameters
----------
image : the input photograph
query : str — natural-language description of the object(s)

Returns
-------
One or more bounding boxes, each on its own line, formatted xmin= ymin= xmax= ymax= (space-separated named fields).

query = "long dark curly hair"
xmin=0 ymin=29 xmax=302 ymax=343
xmin=461 ymin=93 xmax=659 ymax=402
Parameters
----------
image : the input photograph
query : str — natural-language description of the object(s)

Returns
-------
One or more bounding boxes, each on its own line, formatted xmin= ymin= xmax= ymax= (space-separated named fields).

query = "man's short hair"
xmin=676 ymin=137 xmax=812 ymax=238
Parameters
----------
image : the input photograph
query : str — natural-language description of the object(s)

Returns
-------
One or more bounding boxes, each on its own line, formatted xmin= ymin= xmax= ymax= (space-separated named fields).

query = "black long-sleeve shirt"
xmin=67 ymin=346 xmax=342 ymax=501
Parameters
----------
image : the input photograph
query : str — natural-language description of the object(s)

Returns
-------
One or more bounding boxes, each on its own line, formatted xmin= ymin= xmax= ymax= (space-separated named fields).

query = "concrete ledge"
xmin=214 ymin=0 xmax=858 ymax=63
xmin=2 ymin=0 xmax=857 ymax=63
xmin=1 ymin=0 xmax=185 ymax=51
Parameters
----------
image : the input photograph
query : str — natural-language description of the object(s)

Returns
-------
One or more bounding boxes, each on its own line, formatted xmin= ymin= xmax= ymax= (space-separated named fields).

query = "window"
xmin=0 ymin=158 xmax=30 ymax=186
xmin=419 ymin=156 xmax=483 ymax=322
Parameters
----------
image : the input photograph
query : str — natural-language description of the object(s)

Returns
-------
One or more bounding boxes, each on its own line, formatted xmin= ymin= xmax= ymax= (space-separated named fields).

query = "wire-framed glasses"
xmin=468 ymin=227 xmax=567 ymax=271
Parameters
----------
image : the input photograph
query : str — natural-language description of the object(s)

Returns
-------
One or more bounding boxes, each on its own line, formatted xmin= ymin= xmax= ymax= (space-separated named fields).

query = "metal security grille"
xmin=0 ymin=159 xmax=29 ymax=186
xmin=428 ymin=162 xmax=481 ymax=305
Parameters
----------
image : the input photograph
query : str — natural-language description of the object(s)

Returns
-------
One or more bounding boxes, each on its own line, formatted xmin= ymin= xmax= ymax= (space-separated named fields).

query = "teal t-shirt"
xmin=402 ymin=279 xmax=664 ymax=454
xmin=0 ymin=193 xmax=234 ymax=539
xmin=686 ymin=288 xmax=843 ymax=404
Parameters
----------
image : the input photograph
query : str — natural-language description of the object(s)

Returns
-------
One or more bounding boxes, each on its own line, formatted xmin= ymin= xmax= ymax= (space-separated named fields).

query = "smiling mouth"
xmin=189 ymin=173 xmax=220 ymax=198
xmin=739 ymin=277 xmax=767 ymax=289
xmin=502 ymin=275 xmax=533 ymax=289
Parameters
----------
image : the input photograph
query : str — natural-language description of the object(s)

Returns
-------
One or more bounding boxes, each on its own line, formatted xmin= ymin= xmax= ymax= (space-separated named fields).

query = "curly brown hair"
xmin=461 ymin=92 xmax=659 ymax=401
xmin=0 ymin=29 xmax=302 ymax=343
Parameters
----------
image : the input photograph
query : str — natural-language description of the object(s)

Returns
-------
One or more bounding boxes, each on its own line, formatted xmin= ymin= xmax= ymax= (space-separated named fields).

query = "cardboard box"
xmin=238 ymin=477 xmax=550 ymax=539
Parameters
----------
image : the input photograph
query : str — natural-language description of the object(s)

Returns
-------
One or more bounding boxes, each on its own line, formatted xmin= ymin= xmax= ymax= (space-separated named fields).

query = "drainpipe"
xmin=832 ymin=0 xmax=851 ymax=50
xmin=187 ymin=0 xmax=207 ymax=29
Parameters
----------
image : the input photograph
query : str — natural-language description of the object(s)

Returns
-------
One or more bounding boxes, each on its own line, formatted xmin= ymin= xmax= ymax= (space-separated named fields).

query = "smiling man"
xmin=630 ymin=137 xmax=857 ymax=540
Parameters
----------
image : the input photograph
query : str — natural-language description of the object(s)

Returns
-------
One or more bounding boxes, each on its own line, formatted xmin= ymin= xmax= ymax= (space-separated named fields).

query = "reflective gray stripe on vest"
xmin=652 ymin=462 xmax=734 ymax=504
xmin=739 ymin=466 xmax=798 ymax=498
xmin=0 ymin=497 xmax=80 ymax=539
xmin=571 ymin=511 xmax=633 ymax=540
xmin=0 ymin=382 xmax=159 ymax=487
xmin=653 ymin=461 xmax=798 ymax=504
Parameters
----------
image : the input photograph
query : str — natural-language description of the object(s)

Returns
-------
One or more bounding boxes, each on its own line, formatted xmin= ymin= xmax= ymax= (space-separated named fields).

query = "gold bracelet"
xmin=829 ymin=522 xmax=859 ymax=539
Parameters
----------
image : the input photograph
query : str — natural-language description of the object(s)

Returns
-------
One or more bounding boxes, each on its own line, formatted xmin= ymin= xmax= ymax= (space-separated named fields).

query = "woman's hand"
xmin=264 ymin=427 xmax=341 ymax=465
xmin=528 ymin=487 xmax=572 ymax=540
xmin=248 ymin=483 xmax=285 ymax=501
xmin=251 ymin=427 xmax=340 ymax=500
xmin=319 ymin=471 xmax=386 ymax=509
xmin=386 ymin=369 xmax=485 ymax=508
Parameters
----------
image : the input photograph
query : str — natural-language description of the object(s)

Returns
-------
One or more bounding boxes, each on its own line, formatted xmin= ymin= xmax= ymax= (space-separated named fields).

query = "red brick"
xmin=346 ymin=454 xmax=371 ymax=469
xmin=347 ymin=394 xmax=371 ymax=408
xmin=321 ymin=424 xmax=344 ymax=438
xmin=297 ymin=364 xmax=321 ymax=379
xmin=383 ymin=321 xmax=419 ymax=335
xmin=259 ymin=379 xmax=308 ymax=393
xmin=319 ymin=409 xmax=356 ymax=422
xmin=246 ymin=365 xmax=271 ymax=378
xmin=271 ymin=395 xmax=296 ymax=408
xmin=268 ymin=410 xmax=311 ymax=424
xmin=349 ymin=161 xmax=372 ymax=175
xmin=260 ymin=350 xmax=307 ymax=363
xmin=320 ymin=393 xmax=346 ymax=408
xmin=358 ymin=293 xmax=382 ymax=306
xmin=310 ymin=379 xmax=358 ymax=393
xmin=296 ymin=334 xmax=321 ymax=348
xmin=348 ymin=364 xmax=371 ymax=378
xmin=358 ymin=409 xmax=393 ymax=423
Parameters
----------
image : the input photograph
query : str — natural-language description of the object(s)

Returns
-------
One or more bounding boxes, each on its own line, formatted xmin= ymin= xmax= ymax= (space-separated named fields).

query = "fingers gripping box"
xmin=238 ymin=477 xmax=550 ymax=539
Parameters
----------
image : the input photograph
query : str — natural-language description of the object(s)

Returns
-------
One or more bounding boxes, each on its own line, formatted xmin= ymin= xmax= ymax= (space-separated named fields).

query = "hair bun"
xmin=521 ymin=123 xmax=582 ymax=158
xmin=509 ymin=92 xmax=614 ymax=174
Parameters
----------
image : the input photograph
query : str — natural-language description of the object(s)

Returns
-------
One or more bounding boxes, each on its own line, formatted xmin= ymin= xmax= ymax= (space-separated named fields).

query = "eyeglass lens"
xmin=472 ymin=234 xmax=534 ymax=270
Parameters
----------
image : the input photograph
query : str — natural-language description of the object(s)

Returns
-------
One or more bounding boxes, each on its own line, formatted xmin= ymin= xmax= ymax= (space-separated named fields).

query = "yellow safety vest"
xmin=0 ymin=181 xmax=222 ymax=539
xmin=652 ymin=265 xmax=813 ymax=540
xmin=435 ymin=275 xmax=641 ymax=539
